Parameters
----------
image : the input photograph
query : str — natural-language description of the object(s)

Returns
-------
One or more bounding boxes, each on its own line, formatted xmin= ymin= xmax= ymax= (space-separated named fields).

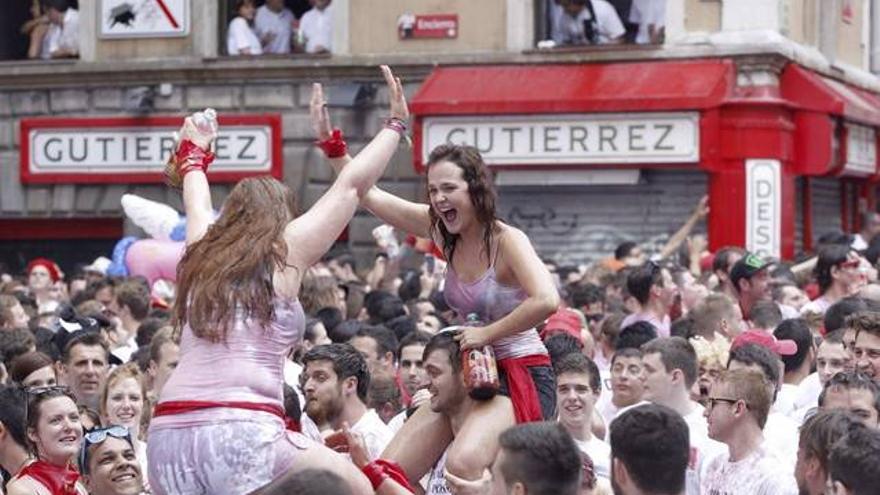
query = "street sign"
xmin=100 ymin=0 xmax=190 ymax=38
xmin=20 ymin=115 xmax=282 ymax=184
xmin=746 ymin=159 xmax=781 ymax=258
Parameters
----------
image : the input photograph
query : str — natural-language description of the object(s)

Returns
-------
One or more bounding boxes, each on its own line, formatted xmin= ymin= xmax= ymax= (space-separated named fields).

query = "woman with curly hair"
xmin=147 ymin=65 xmax=408 ymax=495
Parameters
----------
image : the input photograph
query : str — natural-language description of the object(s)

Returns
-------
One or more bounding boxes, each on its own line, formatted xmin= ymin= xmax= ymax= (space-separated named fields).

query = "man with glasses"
xmin=79 ymin=425 xmax=144 ymax=495
xmin=849 ymin=311 xmax=880 ymax=382
xmin=701 ymin=368 xmax=797 ymax=494
xmin=620 ymin=261 xmax=677 ymax=338
xmin=554 ymin=353 xmax=611 ymax=482
xmin=802 ymin=245 xmax=864 ymax=317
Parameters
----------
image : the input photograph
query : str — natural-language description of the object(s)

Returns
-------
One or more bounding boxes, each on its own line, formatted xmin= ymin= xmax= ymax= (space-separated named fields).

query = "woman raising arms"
xmin=146 ymin=65 xmax=408 ymax=495
xmin=311 ymin=86 xmax=560 ymax=485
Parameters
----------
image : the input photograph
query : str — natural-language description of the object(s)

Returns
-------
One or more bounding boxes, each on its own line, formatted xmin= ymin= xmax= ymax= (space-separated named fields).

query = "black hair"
xmin=353 ymin=325 xmax=399 ymax=361
xmin=553 ymin=353 xmax=601 ymax=393
xmin=641 ymin=337 xmax=698 ymax=387
xmin=385 ymin=315 xmax=418 ymax=342
xmin=397 ymin=269 xmax=422 ymax=303
xmin=749 ymin=300 xmax=782 ymax=330
xmin=368 ymin=295 xmax=407 ymax=325
xmin=302 ymin=344 xmax=370 ymax=402
xmin=610 ymin=404 xmax=689 ymax=494
xmin=670 ymin=316 xmax=696 ymax=340
xmin=825 ymin=297 xmax=872 ymax=333
xmin=61 ymin=331 xmax=109 ymax=364
xmin=611 ymin=347 xmax=642 ymax=366
xmin=815 ymin=244 xmax=853 ymax=294
xmin=728 ymin=343 xmax=781 ymax=392
xmin=327 ymin=320 xmax=361 ymax=344
xmin=282 ymin=384 xmax=302 ymax=423
xmin=544 ymin=333 xmax=583 ymax=369
xmin=0 ymin=386 xmax=28 ymax=449
xmin=324 ymin=249 xmax=357 ymax=272
xmin=829 ymin=425 xmax=880 ymax=495
xmin=315 ymin=306 xmax=344 ymax=336
xmin=0 ymin=328 xmax=36 ymax=370
xmin=713 ymin=246 xmax=745 ymax=274
xmin=773 ymin=318 xmax=813 ymax=373
xmin=42 ymin=0 xmax=70 ymax=12
xmin=566 ymin=283 xmax=605 ymax=311
xmin=423 ymin=331 xmax=462 ymax=372
xmin=614 ymin=242 xmax=638 ymax=261
xmin=397 ymin=330 xmax=432 ymax=360
xmin=615 ymin=321 xmax=658 ymax=351
xmin=626 ymin=262 xmax=663 ymax=306
xmin=818 ymin=371 xmax=880 ymax=416
xmin=135 ymin=317 xmax=167 ymax=347
xmin=497 ymin=422 xmax=582 ymax=495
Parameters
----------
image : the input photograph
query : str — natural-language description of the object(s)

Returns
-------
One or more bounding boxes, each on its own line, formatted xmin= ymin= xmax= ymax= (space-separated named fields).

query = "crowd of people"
xmin=2 ymin=63 xmax=880 ymax=495
xmin=545 ymin=0 xmax=666 ymax=47
xmin=227 ymin=0 xmax=333 ymax=56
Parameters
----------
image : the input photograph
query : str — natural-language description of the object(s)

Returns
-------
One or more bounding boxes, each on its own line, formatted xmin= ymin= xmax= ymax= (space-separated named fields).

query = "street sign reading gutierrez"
xmin=422 ymin=112 xmax=700 ymax=165
xmin=20 ymin=115 xmax=281 ymax=184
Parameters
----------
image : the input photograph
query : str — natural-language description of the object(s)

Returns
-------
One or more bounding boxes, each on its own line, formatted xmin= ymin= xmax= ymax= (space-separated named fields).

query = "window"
xmin=536 ymin=0 xmax=666 ymax=49
xmin=0 ymin=0 xmax=80 ymax=61
xmin=221 ymin=0 xmax=333 ymax=57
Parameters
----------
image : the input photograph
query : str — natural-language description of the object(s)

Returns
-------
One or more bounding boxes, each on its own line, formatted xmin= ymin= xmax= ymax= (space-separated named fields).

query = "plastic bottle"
xmin=460 ymin=313 xmax=500 ymax=400
xmin=193 ymin=108 xmax=218 ymax=135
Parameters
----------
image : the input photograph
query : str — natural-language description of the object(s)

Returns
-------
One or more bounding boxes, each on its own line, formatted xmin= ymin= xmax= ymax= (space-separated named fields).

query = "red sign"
xmin=398 ymin=14 xmax=458 ymax=40
xmin=19 ymin=114 xmax=282 ymax=184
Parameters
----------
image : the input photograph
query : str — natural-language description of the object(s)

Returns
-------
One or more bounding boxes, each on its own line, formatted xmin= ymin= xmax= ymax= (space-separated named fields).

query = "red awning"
xmin=781 ymin=64 xmax=880 ymax=127
xmin=410 ymin=59 xmax=735 ymax=116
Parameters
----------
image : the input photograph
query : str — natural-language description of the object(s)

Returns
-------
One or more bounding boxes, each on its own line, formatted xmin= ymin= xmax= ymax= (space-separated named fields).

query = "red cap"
xmin=700 ymin=253 xmax=715 ymax=273
xmin=732 ymin=329 xmax=798 ymax=356
xmin=541 ymin=308 xmax=583 ymax=342
xmin=26 ymin=258 xmax=61 ymax=282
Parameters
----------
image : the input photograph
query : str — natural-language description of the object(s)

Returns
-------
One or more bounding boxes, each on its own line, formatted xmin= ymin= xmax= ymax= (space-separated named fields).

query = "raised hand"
xmin=381 ymin=65 xmax=409 ymax=121
xmin=309 ymin=82 xmax=333 ymax=141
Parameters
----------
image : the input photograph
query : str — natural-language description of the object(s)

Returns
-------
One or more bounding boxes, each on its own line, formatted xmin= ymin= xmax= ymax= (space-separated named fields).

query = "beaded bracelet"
xmin=384 ymin=117 xmax=408 ymax=136
xmin=316 ymin=128 xmax=348 ymax=158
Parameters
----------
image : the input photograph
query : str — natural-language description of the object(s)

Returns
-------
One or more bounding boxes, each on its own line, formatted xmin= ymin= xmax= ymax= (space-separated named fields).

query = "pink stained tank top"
xmin=444 ymin=266 xmax=547 ymax=360
xmin=155 ymin=297 xmax=305 ymax=426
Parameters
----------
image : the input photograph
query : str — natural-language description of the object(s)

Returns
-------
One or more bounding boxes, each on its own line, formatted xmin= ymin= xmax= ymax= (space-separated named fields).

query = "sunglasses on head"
xmin=23 ymin=385 xmax=75 ymax=423
xmin=79 ymin=425 xmax=132 ymax=474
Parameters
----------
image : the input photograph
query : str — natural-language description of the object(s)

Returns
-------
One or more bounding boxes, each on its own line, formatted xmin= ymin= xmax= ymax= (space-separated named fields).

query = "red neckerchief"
xmin=17 ymin=459 xmax=80 ymax=495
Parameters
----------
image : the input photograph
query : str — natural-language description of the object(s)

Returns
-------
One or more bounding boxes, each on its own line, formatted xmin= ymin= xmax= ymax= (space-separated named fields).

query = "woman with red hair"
xmin=25 ymin=258 xmax=62 ymax=308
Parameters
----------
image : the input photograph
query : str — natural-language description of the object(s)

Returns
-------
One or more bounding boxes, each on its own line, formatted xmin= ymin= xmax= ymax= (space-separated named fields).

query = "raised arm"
xmin=310 ymin=83 xmax=432 ymax=238
xmin=166 ymin=112 xmax=217 ymax=246
xmin=284 ymin=66 xmax=407 ymax=269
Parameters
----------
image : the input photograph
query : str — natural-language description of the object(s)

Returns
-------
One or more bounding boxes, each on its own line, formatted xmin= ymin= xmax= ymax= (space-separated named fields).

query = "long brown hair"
xmin=174 ymin=176 xmax=298 ymax=342
xmin=426 ymin=145 xmax=499 ymax=263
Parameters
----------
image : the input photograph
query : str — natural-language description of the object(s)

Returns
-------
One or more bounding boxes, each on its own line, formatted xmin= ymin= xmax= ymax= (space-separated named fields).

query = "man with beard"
xmin=730 ymin=252 xmax=773 ymax=323
xmin=609 ymin=403 xmax=689 ymax=495
xmin=554 ymin=352 xmax=611 ymax=481
xmin=302 ymin=343 xmax=393 ymax=461
xmin=80 ymin=428 xmax=145 ymax=495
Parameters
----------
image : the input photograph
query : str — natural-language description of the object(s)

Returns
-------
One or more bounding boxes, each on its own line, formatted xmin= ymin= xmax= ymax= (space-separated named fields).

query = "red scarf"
xmin=497 ymin=354 xmax=551 ymax=423
xmin=17 ymin=459 xmax=80 ymax=495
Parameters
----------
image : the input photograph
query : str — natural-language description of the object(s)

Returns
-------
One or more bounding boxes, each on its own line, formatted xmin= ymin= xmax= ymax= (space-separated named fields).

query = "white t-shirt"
xmin=282 ymin=360 xmax=305 ymax=408
xmin=300 ymin=5 xmax=333 ymax=53
xmin=227 ymin=17 xmax=263 ymax=55
xmin=387 ymin=409 xmax=407 ymax=434
xmin=800 ymin=296 xmax=833 ymax=316
xmin=630 ymin=0 xmax=666 ymax=44
xmin=351 ymin=409 xmax=394 ymax=461
xmin=254 ymin=5 xmax=294 ymax=54
xmin=683 ymin=404 xmax=728 ymax=495
xmin=793 ymin=373 xmax=822 ymax=412
xmin=553 ymin=0 xmax=625 ymax=45
xmin=762 ymin=412 xmax=799 ymax=472
xmin=772 ymin=383 xmax=799 ymax=417
xmin=426 ymin=448 xmax=452 ymax=495
xmin=700 ymin=445 xmax=798 ymax=495
xmin=43 ymin=8 xmax=79 ymax=59
xmin=573 ymin=436 xmax=612 ymax=481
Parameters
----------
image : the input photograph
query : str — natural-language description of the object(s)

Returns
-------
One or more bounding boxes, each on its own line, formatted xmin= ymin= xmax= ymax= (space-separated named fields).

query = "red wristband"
xmin=361 ymin=461 xmax=389 ymax=491
xmin=316 ymin=128 xmax=348 ymax=158
xmin=175 ymin=140 xmax=215 ymax=176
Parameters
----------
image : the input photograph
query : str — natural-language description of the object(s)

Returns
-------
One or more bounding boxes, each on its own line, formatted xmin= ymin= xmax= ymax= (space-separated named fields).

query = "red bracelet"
xmin=316 ymin=128 xmax=348 ymax=158
xmin=361 ymin=461 xmax=388 ymax=491
xmin=175 ymin=140 xmax=215 ymax=176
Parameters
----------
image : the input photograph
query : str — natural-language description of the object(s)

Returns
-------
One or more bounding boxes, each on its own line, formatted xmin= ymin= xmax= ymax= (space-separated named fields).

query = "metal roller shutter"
xmin=497 ymin=170 xmax=707 ymax=265
xmin=811 ymin=177 xmax=843 ymax=244
xmin=795 ymin=178 xmax=804 ymax=255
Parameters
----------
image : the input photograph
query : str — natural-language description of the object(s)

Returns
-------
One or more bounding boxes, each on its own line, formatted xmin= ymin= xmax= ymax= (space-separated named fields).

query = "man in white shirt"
xmin=42 ymin=0 xmax=79 ymax=59
xmin=254 ymin=0 xmax=295 ymax=54
xmin=795 ymin=410 xmax=864 ymax=495
xmin=106 ymin=280 xmax=150 ymax=364
xmin=620 ymin=261 xmax=677 ymax=337
xmin=640 ymin=337 xmax=727 ymax=495
xmin=596 ymin=347 xmax=645 ymax=427
xmin=773 ymin=318 xmax=816 ymax=417
xmin=299 ymin=0 xmax=333 ymax=54
xmin=555 ymin=353 xmax=611 ymax=481
xmin=850 ymin=211 xmax=880 ymax=251
xmin=818 ymin=370 xmax=880 ymax=429
xmin=629 ymin=0 xmax=666 ymax=44
xmin=702 ymin=368 xmax=798 ymax=494
xmin=553 ymin=0 xmax=625 ymax=45
xmin=302 ymin=343 xmax=393 ymax=461
xmin=801 ymin=245 xmax=863 ymax=317
xmin=792 ymin=329 xmax=852 ymax=420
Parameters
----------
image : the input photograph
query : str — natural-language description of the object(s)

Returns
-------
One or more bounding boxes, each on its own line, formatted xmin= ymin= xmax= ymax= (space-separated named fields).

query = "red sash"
xmin=17 ymin=460 xmax=80 ymax=495
xmin=154 ymin=400 xmax=300 ymax=432
xmin=497 ymin=354 xmax=551 ymax=423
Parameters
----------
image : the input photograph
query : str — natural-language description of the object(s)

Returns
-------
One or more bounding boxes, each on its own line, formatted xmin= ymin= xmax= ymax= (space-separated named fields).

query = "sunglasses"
xmin=24 ymin=385 xmax=75 ymax=423
xmin=79 ymin=425 xmax=132 ymax=474
xmin=838 ymin=260 xmax=861 ymax=270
